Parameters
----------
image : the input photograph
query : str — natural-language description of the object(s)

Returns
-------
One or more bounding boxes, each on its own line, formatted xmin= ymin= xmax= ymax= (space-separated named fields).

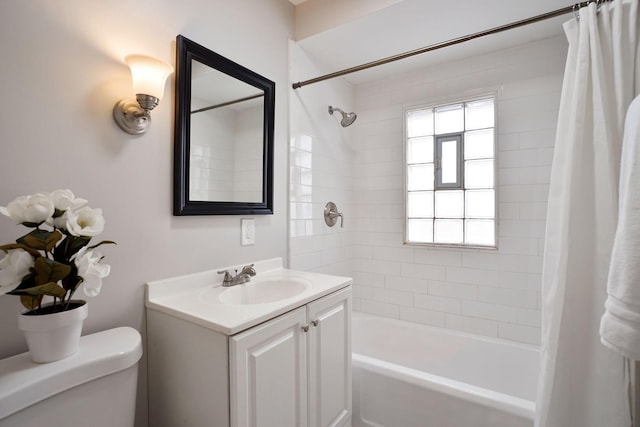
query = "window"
xmin=405 ymin=97 xmax=496 ymax=247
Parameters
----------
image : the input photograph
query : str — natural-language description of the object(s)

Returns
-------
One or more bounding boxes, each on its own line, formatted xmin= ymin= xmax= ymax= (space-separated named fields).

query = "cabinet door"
xmin=230 ymin=307 xmax=308 ymax=427
xmin=307 ymin=287 xmax=352 ymax=427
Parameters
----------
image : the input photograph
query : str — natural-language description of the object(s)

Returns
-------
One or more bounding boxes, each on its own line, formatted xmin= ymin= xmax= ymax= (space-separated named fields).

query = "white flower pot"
xmin=18 ymin=300 xmax=88 ymax=363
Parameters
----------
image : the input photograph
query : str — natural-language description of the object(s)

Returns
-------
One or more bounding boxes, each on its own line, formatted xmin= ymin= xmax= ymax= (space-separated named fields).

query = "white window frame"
xmin=404 ymin=93 xmax=498 ymax=249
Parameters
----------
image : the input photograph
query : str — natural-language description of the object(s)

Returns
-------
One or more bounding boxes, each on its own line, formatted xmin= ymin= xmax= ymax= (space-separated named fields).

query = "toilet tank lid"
xmin=0 ymin=326 xmax=142 ymax=420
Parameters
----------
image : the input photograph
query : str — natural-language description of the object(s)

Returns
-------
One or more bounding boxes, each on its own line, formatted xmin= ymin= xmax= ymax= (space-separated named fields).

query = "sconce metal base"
xmin=113 ymin=99 xmax=151 ymax=135
xmin=113 ymin=94 xmax=159 ymax=135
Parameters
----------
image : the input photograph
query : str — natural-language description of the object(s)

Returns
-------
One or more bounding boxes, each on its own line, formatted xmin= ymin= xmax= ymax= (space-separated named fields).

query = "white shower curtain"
xmin=536 ymin=1 xmax=640 ymax=426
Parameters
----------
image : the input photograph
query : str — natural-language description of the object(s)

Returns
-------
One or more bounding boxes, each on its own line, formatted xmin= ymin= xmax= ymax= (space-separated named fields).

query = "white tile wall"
xmin=289 ymin=41 xmax=355 ymax=277
xmin=290 ymin=36 xmax=567 ymax=345
xmin=349 ymin=36 xmax=568 ymax=345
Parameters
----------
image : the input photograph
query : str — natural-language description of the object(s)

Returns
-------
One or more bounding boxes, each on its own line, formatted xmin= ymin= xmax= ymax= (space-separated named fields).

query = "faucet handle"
xmin=324 ymin=202 xmax=344 ymax=228
xmin=240 ymin=264 xmax=256 ymax=276
xmin=217 ymin=270 xmax=233 ymax=284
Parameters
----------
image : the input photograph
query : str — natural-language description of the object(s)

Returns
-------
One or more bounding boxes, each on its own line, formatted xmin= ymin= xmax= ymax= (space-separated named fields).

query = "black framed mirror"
xmin=173 ymin=35 xmax=275 ymax=215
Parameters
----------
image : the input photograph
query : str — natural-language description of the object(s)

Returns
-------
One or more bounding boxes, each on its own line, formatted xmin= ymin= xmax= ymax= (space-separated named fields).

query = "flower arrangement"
xmin=0 ymin=190 xmax=114 ymax=314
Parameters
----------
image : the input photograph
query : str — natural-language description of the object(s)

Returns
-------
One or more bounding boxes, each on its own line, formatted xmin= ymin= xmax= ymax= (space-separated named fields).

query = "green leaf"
xmin=20 ymin=295 xmax=42 ymax=311
xmin=33 ymin=257 xmax=71 ymax=286
xmin=0 ymin=243 xmax=41 ymax=257
xmin=17 ymin=229 xmax=63 ymax=252
xmin=65 ymin=235 xmax=91 ymax=259
xmin=22 ymin=282 xmax=66 ymax=298
xmin=9 ymin=274 xmax=36 ymax=293
xmin=87 ymin=240 xmax=117 ymax=250
xmin=21 ymin=221 xmax=45 ymax=228
xmin=53 ymin=236 xmax=69 ymax=262
xmin=62 ymin=271 xmax=82 ymax=293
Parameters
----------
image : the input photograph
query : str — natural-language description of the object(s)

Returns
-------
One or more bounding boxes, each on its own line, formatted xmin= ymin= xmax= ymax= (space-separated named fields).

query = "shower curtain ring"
xmin=573 ymin=3 xmax=581 ymax=20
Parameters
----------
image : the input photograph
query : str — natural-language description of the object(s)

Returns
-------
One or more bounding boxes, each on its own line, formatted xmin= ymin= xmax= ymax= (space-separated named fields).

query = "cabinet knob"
xmin=301 ymin=325 xmax=309 ymax=332
xmin=311 ymin=320 xmax=319 ymax=327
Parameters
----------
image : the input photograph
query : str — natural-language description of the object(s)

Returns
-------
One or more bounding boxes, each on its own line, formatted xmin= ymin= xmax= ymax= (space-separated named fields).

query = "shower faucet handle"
xmin=330 ymin=211 xmax=344 ymax=228
xmin=324 ymin=201 xmax=344 ymax=228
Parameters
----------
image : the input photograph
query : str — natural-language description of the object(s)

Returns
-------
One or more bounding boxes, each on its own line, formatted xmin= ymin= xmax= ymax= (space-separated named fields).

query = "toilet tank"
xmin=0 ymin=327 xmax=142 ymax=427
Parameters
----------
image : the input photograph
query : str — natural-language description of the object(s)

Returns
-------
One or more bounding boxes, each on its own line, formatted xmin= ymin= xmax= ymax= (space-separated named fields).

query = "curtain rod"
xmin=291 ymin=0 xmax=609 ymax=90
xmin=191 ymin=93 xmax=264 ymax=115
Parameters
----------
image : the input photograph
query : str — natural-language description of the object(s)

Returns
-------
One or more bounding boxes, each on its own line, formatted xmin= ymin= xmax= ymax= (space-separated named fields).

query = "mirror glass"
xmin=174 ymin=35 xmax=274 ymax=215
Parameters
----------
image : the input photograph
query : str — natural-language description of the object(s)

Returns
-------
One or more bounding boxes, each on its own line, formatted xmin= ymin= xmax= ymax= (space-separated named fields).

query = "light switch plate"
xmin=241 ymin=218 xmax=255 ymax=246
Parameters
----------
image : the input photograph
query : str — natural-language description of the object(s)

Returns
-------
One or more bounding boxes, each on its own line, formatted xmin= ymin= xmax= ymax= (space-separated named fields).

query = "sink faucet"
xmin=217 ymin=264 xmax=256 ymax=287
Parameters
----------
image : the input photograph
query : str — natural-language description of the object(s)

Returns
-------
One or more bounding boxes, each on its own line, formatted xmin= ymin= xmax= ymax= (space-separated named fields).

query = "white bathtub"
xmin=352 ymin=313 xmax=539 ymax=427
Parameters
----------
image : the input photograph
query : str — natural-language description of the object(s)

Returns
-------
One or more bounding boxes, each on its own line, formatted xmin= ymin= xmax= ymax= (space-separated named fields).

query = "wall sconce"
xmin=113 ymin=54 xmax=174 ymax=135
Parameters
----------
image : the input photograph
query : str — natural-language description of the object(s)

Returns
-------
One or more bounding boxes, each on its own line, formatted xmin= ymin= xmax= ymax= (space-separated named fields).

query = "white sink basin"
xmin=217 ymin=278 xmax=311 ymax=305
xmin=146 ymin=258 xmax=352 ymax=335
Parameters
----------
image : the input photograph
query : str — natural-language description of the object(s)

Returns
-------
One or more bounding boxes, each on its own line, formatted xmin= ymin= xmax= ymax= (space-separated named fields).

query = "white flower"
xmin=0 ymin=249 xmax=34 ymax=295
xmin=0 ymin=194 xmax=54 ymax=225
xmin=66 ymin=206 xmax=105 ymax=237
xmin=48 ymin=190 xmax=88 ymax=230
xmin=74 ymin=247 xmax=110 ymax=297
xmin=49 ymin=189 xmax=87 ymax=211
xmin=48 ymin=211 xmax=69 ymax=230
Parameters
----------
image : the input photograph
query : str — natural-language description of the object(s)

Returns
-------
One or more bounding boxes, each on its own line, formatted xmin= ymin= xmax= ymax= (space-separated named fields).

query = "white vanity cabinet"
xmin=231 ymin=287 xmax=351 ymax=427
xmin=146 ymin=268 xmax=352 ymax=427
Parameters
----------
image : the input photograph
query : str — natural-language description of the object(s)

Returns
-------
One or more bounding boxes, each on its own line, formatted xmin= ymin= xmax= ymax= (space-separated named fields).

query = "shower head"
xmin=328 ymin=106 xmax=357 ymax=127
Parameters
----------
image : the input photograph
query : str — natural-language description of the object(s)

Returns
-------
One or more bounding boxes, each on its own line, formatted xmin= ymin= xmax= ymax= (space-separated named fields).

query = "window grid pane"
xmin=408 ymin=164 xmax=434 ymax=191
xmin=405 ymin=96 xmax=495 ymax=247
xmin=435 ymin=191 xmax=464 ymax=218
xmin=408 ymin=191 xmax=434 ymax=218
xmin=408 ymin=110 xmax=434 ymax=137
xmin=408 ymin=136 xmax=434 ymax=164
xmin=465 ymin=219 xmax=495 ymax=246
xmin=465 ymin=98 xmax=494 ymax=130
xmin=435 ymin=104 xmax=464 ymax=134
xmin=465 ymin=189 xmax=495 ymax=218
xmin=408 ymin=219 xmax=434 ymax=242
xmin=464 ymin=159 xmax=494 ymax=189
xmin=464 ymin=129 xmax=494 ymax=160
xmin=434 ymin=219 xmax=463 ymax=244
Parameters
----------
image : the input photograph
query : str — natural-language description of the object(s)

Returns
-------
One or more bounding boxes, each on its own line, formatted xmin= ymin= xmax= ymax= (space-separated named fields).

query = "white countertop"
xmin=145 ymin=258 xmax=352 ymax=335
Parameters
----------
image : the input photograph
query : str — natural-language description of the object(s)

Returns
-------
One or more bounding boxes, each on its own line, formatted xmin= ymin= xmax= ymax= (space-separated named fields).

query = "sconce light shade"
xmin=113 ymin=54 xmax=174 ymax=135
xmin=126 ymin=54 xmax=174 ymax=100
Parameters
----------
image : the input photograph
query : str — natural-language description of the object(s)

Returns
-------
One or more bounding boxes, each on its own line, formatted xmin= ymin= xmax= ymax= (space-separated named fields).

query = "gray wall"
xmin=0 ymin=2 xmax=293 ymax=425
